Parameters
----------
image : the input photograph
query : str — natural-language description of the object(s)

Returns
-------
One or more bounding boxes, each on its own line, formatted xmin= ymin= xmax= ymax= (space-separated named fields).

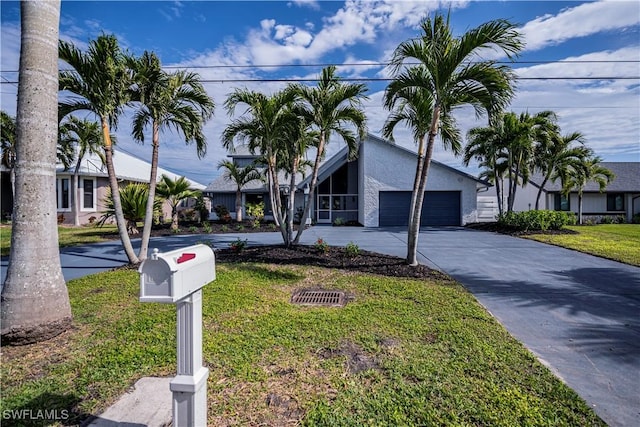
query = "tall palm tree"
xmin=2 ymin=0 xmax=72 ymax=345
xmin=291 ymin=65 xmax=368 ymax=244
xmin=561 ymin=155 xmax=614 ymax=225
xmin=383 ymin=71 xmax=460 ymax=230
xmin=59 ymin=116 xmax=104 ymax=226
xmin=217 ymin=160 xmax=262 ymax=222
xmin=388 ymin=12 xmax=522 ymax=265
xmin=533 ymin=130 xmax=590 ymax=210
xmin=58 ymin=34 xmax=138 ymax=264
xmin=128 ymin=51 xmax=214 ymax=259
xmin=223 ymin=87 xmax=298 ymax=241
xmin=156 ymin=174 xmax=199 ymax=230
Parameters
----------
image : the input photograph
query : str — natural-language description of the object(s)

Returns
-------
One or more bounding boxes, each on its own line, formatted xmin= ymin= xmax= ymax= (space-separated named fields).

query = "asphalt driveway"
xmin=2 ymin=226 xmax=638 ymax=426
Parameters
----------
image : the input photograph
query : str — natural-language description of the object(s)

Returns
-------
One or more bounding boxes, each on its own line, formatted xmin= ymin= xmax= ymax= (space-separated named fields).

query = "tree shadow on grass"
xmin=452 ymin=266 xmax=640 ymax=363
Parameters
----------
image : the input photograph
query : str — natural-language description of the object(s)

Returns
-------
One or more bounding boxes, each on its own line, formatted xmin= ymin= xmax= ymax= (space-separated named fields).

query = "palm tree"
xmin=383 ymin=71 xmax=461 ymax=230
xmin=98 ymin=183 xmax=162 ymax=234
xmin=1 ymin=0 xmax=72 ymax=345
xmin=388 ymin=12 xmax=522 ymax=265
xmin=217 ymin=160 xmax=262 ymax=222
xmin=156 ymin=174 xmax=199 ymax=230
xmin=223 ymin=87 xmax=298 ymax=241
xmin=59 ymin=116 xmax=104 ymax=226
xmin=58 ymin=34 xmax=138 ymax=264
xmin=291 ymin=65 xmax=368 ymax=244
xmin=561 ymin=155 xmax=614 ymax=225
xmin=128 ymin=51 xmax=214 ymax=259
xmin=533 ymin=130 xmax=590 ymax=210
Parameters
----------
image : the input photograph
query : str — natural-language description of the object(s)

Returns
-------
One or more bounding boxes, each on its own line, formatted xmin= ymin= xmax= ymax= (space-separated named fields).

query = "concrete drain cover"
xmin=291 ymin=290 xmax=346 ymax=307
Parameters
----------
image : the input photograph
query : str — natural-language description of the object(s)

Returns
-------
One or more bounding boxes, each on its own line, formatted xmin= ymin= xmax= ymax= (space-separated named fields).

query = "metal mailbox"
xmin=139 ymin=244 xmax=215 ymax=303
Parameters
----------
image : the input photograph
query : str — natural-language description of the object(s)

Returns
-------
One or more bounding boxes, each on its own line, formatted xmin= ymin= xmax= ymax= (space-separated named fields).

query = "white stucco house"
xmin=205 ymin=134 xmax=489 ymax=227
xmin=480 ymin=162 xmax=640 ymax=223
xmin=53 ymin=151 xmax=206 ymax=225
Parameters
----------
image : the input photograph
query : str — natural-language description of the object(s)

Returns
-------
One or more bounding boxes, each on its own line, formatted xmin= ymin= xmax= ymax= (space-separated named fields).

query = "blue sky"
xmin=1 ymin=0 xmax=639 ymax=185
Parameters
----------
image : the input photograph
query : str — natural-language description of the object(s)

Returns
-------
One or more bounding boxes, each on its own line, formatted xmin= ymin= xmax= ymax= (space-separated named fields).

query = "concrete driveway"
xmin=2 ymin=226 xmax=638 ymax=426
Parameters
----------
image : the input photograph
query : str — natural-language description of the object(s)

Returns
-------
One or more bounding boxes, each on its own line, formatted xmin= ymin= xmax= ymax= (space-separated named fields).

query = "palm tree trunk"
xmin=293 ymin=134 xmax=326 ymax=244
xmin=407 ymin=107 xmax=440 ymax=266
xmin=102 ymin=120 xmax=139 ymax=264
xmin=578 ymin=193 xmax=583 ymax=225
xmin=73 ymin=153 xmax=83 ymax=226
xmin=535 ymin=174 xmax=551 ymax=210
xmin=286 ymin=158 xmax=299 ymax=247
xmin=138 ymin=122 xmax=160 ymax=261
xmin=407 ymin=135 xmax=426 ymax=230
xmin=2 ymin=0 xmax=72 ymax=345
xmin=235 ymin=189 xmax=243 ymax=222
xmin=493 ymin=164 xmax=503 ymax=216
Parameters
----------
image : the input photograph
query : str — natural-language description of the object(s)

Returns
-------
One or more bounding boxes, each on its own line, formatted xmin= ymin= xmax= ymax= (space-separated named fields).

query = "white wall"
xmin=482 ymin=180 xmax=548 ymax=212
xmin=360 ymin=137 xmax=479 ymax=227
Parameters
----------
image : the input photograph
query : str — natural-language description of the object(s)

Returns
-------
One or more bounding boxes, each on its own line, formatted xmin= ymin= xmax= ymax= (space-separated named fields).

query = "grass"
xmin=0 ymin=224 xmax=118 ymax=256
xmin=1 ymin=263 xmax=605 ymax=426
xmin=525 ymin=224 xmax=640 ymax=266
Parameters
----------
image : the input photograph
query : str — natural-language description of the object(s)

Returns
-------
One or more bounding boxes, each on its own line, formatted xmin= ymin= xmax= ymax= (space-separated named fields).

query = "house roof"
xmin=56 ymin=150 xmax=206 ymax=190
xmin=532 ymin=162 xmax=640 ymax=193
xmin=297 ymin=133 xmax=491 ymax=188
xmin=204 ymin=167 xmax=310 ymax=193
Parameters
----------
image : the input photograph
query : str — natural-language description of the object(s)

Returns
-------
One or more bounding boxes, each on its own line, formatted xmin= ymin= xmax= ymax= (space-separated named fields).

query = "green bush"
xmin=333 ymin=217 xmax=345 ymax=226
xmin=229 ymin=238 xmax=248 ymax=253
xmin=345 ymin=241 xmax=360 ymax=257
xmin=497 ymin=210 xmax=575 ymax=232
xmin=633 ymin=214 xmax=640 ymax=224
xmin=314 ymin=238 xmax=329 ymax=254
xmin=246 ymin=202 xmax=265 ymax=222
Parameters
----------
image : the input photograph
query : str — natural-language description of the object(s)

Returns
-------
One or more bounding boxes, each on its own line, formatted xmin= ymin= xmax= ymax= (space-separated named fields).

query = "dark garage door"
xmin=379 ymin=191 xmax=461 ymax=226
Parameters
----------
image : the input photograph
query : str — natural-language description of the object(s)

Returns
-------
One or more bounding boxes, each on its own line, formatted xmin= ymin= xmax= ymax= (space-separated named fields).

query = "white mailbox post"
xmin=139 ymin=244 xmax=215 ymax=427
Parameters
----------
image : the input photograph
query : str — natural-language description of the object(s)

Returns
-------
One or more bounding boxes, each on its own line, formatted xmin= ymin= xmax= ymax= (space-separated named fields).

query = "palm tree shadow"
xmin=452 ymin=266 xmax=640 ymax=363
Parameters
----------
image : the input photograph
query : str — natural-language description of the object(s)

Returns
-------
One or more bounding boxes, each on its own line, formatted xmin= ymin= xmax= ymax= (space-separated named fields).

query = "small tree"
xmin=217 ymin=160 xmax=262 ymax=222
xmin=156 ymin=174 xmax=199 ymax=230
xmin=99 ymin=183 xmax=161 ymax=234
xmin=560 ymin=155 xmax=614 ymax=225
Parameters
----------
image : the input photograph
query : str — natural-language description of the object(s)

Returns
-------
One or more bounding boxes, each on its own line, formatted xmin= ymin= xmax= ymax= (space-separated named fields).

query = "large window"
xmin=81 ymin=178 xmax=95 ymax=211
xmin=554 ymin=193 xmax=570 ymax=211
xmin=56 ymin=178 xmax=70 ymax=210
xmin=607 ymin=193 xmax=624 ymax=211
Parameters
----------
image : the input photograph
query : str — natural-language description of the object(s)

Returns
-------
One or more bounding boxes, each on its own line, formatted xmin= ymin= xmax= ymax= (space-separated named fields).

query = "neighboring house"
xmin=480 ymin=162 xmax=640 ymax=222
xmin=204 ymin=134 xmax=489 ymax=227
xmin=53 ymin=150 xmax=206 ymax=225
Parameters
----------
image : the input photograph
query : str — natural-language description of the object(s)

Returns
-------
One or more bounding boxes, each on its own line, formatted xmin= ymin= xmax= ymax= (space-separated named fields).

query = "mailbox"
xmin=139 ymin=244 xmax=215 ymax=303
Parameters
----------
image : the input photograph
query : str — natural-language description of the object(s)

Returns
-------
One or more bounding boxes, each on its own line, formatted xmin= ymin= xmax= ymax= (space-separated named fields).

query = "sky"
xmin=1 ymin=0 xmax=639 ymax=186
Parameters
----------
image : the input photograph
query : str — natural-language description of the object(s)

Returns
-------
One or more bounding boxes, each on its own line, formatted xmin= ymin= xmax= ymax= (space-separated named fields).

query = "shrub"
xmin=252 ymin=219 xmax=261 ymax=229
xmin=333 ymin=217 xmax=345 ymax=226
xmin=497 ymin=210 xmax=575 ymax=232
xmin=229 ymin=238 xmax=248 ymax=253
xmin=189 ymin=226 xmax=198 ymax=233
xmin=214 ymin=205 xmax=231 ymax=223
xmin=314 ymin=238 xmax=329 ymax=254
xmin=202 ymin=222 xmax=212 ymax=233
xmin=236 ymin=224 xmax=245 ymax=231
xmin=221 ymin=225 xmax=229 ymax=232
xmin=246 ymin=202 xmax=265 ymax=222
xmin=269 ymin=223 xmax=277 ymax=231
xmin=633 ymin=214 xmax=640 ymax=224
xmin=345 ymin=241 xmax=359 ymax=257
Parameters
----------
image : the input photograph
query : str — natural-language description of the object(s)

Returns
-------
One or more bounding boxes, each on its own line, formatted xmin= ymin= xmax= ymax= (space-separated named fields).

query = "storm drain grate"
xmin=291 ymin=290 xmax=346 ymax=307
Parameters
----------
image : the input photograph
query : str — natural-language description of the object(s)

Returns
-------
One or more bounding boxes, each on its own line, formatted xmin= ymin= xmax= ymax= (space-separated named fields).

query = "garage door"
xmin=379 ymin=191 xmax=461 ymax=226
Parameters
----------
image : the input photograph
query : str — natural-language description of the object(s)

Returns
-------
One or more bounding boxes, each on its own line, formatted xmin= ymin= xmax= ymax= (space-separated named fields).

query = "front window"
xmin=82 ymin=178 xmax=95 ymax=210
xmin=607 ymin=193 xmax=624 ymax=211
xmin=56 ymin=178 xmax=70 ymax=210
xmin=554 ymin=194 xmax=570 ymax=211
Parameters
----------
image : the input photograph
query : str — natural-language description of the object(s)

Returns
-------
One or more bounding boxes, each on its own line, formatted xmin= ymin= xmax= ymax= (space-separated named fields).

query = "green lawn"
xmin=0 ymin=224 xmax=118 ymax=256
xmin=525 ymin=224 xmax=640 ymax=266
xmin=1 ymin=263 xmax=604 ymax=426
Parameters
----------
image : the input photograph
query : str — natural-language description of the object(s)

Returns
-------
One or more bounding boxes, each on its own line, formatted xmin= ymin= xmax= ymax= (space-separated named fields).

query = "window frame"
xmin=56 ymin=177 xmax=71 ymax=212
xmin=80 ymin=177 xmax=97 ymax=212
xmin=606 ymin=193 xmax=625 ymax=212
xmin=554 ymin=193 xmax=570 ymax=211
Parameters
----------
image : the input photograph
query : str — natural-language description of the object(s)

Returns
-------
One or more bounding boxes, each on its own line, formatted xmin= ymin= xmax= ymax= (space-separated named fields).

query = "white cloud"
xmin=288 ymin=0 xmax=321 ymax=10
xmin=521 ymin=0 xmax=640 ymax=52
